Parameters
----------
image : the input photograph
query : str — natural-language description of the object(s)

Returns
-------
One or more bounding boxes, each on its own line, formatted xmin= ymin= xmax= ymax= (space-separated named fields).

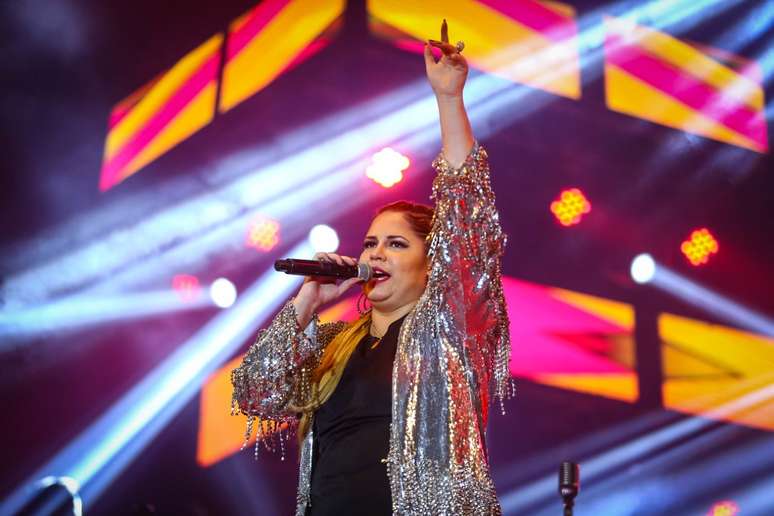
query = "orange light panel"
xmin=368 ymin=0 xmax=581 ymax=100
xmin=604 ymin=16 xmax=768 ymax=153
xmin=99 ymin=34 xmax=223 ymax=191
xmin=366 ymin=147 xmax=409 ymax=188
xmin=245 ymin=216 xmax=280 ymax=252
xmin=680 ymin=227 xmax=718 ymax=266
xmin=550 ymin=188 xmax=591 ymax=226
xmin=219 ymin=0 xmax=345 ymax=112
xmin=661 ymin=312 xmax=774 ymax=432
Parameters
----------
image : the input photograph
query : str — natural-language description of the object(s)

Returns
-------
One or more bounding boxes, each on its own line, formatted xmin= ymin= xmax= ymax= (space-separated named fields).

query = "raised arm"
xmin=425 ymin=19 xmax=474 ymax=167
xmin=424 ymin=21 xmax=511 ymax=405
xmin=380 ymin=24 xmax=512 ymax=511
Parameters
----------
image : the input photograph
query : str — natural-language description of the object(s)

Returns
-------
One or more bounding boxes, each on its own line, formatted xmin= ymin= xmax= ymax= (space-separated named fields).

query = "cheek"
xmin=399 ymin=255 xmax=429 ymax=282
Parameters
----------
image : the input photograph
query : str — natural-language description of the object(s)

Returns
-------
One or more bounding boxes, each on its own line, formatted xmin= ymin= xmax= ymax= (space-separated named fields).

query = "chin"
xmin=366 ymin=287 xmax=396 ymax=306
xmin=365 ymin=282 xmax=390 ymax=300
xmin=366 ymin=292 xmax=391 ymax=305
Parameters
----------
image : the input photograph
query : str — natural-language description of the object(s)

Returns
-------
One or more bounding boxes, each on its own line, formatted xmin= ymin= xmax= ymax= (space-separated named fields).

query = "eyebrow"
xmin=364 ymin=235 xmax=409 ymax=240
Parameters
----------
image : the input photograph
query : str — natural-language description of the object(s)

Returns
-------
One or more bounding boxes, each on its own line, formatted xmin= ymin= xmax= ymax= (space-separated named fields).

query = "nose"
xmin=369 ymin=242 xmax=386 ymax=262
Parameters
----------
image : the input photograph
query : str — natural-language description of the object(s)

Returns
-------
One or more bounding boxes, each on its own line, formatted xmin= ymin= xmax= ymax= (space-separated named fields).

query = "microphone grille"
xmin=559 ymin=461 xmax=579 ymax=487
xmin=358 ymin=263 xmax=373 ymax=282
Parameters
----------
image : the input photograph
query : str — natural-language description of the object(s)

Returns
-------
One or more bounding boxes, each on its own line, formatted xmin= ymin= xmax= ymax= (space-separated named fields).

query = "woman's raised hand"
xmin=425 ymin=19 xmax=468 ymax=98
xmin=292 ymin=252 xmax=362 ymax=327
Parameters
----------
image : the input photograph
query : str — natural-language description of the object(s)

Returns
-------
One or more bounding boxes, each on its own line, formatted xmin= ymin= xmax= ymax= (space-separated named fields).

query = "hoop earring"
xmin=357 ymin=291 xmax=372 ymax=315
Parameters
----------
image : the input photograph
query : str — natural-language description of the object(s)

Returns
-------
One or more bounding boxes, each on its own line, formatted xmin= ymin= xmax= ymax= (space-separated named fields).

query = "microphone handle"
xmin=274 ymin=259 xmax=360 ymax=279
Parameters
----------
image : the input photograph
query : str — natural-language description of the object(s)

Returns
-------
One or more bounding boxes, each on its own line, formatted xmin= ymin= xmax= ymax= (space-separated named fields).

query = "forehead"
xmin=366 ymin=211 xmax=415 ymax=238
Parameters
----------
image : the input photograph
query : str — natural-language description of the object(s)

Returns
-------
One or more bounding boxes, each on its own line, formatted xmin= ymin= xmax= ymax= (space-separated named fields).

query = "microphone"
xmin=558 ymin=461 xmax=580 ymax=516
xmin=274 ymin=259 xmax=373 ymax=282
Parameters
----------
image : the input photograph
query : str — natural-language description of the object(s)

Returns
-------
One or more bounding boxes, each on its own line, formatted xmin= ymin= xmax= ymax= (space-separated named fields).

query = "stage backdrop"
xmin=1 ymin=1 xmax=772 ymax=515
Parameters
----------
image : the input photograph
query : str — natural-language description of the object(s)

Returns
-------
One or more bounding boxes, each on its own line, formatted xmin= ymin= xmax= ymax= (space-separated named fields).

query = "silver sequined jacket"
xmin=232 ymin=143 xmax=512 ymax=515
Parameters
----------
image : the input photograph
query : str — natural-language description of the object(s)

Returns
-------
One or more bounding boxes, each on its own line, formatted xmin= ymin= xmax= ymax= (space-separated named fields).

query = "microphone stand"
xmin=562 ymin=496 xmax=575 ymax=516
xmin=558 ymin=461 xmax=579 ymax=516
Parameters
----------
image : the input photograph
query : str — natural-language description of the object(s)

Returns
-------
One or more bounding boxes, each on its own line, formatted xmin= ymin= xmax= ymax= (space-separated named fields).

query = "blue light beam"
xmin=0 ymin=239 xmax=314 ymax=515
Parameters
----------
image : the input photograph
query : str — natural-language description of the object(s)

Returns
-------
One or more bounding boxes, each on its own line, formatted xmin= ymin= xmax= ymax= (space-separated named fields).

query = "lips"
xmin=371 ymin=266 xmax=391 ymax=283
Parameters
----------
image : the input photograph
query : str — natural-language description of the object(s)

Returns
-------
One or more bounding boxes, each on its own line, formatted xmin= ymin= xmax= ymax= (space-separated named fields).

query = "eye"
xmin=363 ymin=241 xmax=376 ymax=249
xmin=390 ymin=241 xmax=407 ymax=248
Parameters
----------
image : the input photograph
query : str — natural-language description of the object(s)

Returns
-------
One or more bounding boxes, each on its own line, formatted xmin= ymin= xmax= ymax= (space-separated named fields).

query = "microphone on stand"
xmin=559 ymin=461 xmax=580 ymax=516
xmin=274 ymin=259 xmax=373 ymax=282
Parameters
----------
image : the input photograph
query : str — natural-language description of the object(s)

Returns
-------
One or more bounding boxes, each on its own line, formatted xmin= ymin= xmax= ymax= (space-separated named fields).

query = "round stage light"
xmin=366 ymin=147 xmax=410 ymax=188
xmin=630 ymin=253 xmax=656 ymax=284
xmin=680 ymin=227 xmax=718 ymax=266
xmin=308 ymin=224 xmax=339 ymax=253
xmin=708 ymin=500 xmax=739 ymax=516
xmin=245 ymin=216 xmax=280 ymax=252
xmin=210 ymin=278 xmax=237 ymax=308
xmin=550 ymin=188 xmax=591 ymax=226
xmin=172 ymin=274 xmax=201 ymax=302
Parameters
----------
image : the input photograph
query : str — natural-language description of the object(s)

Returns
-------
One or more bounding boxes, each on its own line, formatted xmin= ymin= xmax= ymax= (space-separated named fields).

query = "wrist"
xmin=435 ymin=92 xmax=464 ymax=104
xmin=292 ymin=291 xmax=319 ymax=327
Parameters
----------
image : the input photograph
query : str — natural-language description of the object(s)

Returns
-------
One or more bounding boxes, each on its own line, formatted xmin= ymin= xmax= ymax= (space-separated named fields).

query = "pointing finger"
xmin=441 ymin=18 xmax=449 ymax=44
xmin=428 ymin=39 xmax=458 ymax=56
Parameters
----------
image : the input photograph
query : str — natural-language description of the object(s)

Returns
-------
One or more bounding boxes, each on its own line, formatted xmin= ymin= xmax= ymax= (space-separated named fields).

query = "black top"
xmin=307 ymin=315 xmax=407 ymax=516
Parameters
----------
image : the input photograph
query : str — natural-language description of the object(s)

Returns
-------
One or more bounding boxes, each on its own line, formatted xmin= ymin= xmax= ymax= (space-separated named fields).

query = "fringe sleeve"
xmin=429 ymin=142 xmax=512 ymax=407
xmin=388 ymin=142 xmax=512 ymax=514
xmin=230 ymin=299 xmax=346 ymax=450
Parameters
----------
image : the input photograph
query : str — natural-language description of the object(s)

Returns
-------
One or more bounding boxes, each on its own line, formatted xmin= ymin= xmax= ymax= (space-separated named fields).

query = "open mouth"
xmin=372 ymin=269 xmax=391 ymax=283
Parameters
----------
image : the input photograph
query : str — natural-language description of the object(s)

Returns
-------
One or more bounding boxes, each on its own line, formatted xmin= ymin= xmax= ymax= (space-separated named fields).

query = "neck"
xmin=370 ymin=300 xmax=416 ymax=338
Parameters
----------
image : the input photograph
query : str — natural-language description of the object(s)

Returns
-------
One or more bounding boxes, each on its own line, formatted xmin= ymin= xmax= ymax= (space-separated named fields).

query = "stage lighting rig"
xmin=680 ymin=228 xmax=718 ymax=266
xmin=308 ymin=224 xmax=340 ymax=253
xmin=210 ymin=278 xmax=237 ymax=309
xmin=630 ymin=254 xmax=656 ymax=284
xmin=172 ymin=274 xmax=202 ymax=302
xmin=366 ymin=147 xmax=409 ymax=188
xmin=245 ymin=216 xmax=280 ymax=252
xmin=551 ymin=188 xmax=591 ymax=227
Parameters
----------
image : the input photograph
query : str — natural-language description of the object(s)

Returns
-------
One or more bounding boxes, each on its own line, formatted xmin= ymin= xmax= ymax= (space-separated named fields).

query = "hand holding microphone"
xmin=275 ymin=257 xmax=372 ymax=281
xmin=282 ymin=253 xmax=367 ymax=328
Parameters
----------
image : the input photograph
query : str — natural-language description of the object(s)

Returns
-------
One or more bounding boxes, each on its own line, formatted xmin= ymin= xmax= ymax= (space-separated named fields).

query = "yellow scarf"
xmin=295 ymin=312 xmax=372 ymax=444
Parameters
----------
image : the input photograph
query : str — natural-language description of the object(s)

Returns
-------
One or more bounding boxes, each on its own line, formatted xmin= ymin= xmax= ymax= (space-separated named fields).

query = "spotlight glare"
xmin=308 ymin=224 xmax=339 ymax=253
xmin=631 ymin=253 xmax=656 ymax=284
xmin=550 ymin=188 xmax=591 ymax=226
xmin=210 ymin=278 xmax=237 ymax=308
xmin=366 ymin=147 xmax=409 ymax=188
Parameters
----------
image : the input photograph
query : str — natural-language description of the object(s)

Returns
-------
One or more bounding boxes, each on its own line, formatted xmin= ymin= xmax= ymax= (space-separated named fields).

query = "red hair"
xmin=375 ymin=200 xmax=434 ymax=247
